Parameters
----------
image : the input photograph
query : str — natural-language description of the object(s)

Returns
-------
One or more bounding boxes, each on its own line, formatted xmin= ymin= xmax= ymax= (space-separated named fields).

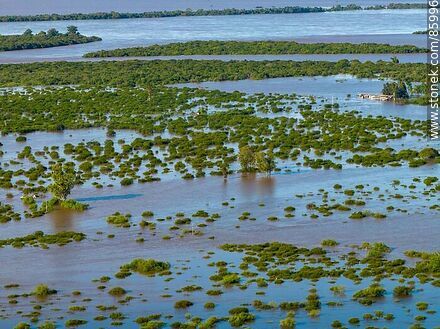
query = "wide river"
xmin=0 ymin=9 xmax=427 ymax=62
xmin=0 ymin=0 xmax=426 ymax=15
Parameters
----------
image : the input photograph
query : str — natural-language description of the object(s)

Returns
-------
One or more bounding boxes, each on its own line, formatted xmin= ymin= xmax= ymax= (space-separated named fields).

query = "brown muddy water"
xmin=0 ymin=164 xmax=439 ymax=328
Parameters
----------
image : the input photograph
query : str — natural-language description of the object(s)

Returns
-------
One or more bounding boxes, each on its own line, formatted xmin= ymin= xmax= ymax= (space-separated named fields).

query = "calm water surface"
xmin=0 ymin=166 xmax=439 ymax=327
xmin=0 ymin=0 xmax=426 ymax=15
xmin=0 ymin=10 xmax=426 ymax=62
xmin=0 ymin=53 xmax=428 ymax=64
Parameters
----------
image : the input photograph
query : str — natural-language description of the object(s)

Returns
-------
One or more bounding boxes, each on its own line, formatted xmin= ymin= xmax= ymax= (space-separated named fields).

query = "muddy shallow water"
xmin=0 ymin=164 xmax=439 ymax=328
xmin=0 ymin=34 xmax=438 ymax=326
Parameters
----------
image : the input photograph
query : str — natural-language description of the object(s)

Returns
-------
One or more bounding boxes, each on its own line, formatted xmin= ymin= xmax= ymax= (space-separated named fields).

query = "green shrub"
xmin=174 ymin=300 xmax=193 ymax=309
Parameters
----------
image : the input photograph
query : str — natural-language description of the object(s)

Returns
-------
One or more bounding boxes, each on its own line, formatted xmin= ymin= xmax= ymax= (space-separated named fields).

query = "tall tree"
xmin=255 ymin=151 xmax=276 ymax=176
xmin=382 ymin=81 xmax=409 ymax=99
xmin=49 ymin=164 xmax=76 ymax=201
xmin=238 ymin=146 xmax=255 ymax=172
xmin=220 ymin=158 xmax=229 ymax=179
xmin=67 ymin=25 xmax=78 ymax=35
xmin=46 ymin=28 xmax=60 ymax=37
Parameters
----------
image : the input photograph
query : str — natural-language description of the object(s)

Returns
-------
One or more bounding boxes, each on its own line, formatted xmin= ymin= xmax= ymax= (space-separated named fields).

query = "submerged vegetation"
xmin=0 ymin=60 xmax=427 ymax=87
xmin=0 ymin=231 xmax=86 ymax=248
xmin=0 ymin=26 xmax=101 ymax=51
xmin=0 ymin=13 xmax=438 ymax=327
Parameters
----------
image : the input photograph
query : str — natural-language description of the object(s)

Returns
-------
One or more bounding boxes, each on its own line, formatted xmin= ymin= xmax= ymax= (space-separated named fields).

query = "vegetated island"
xmin=0 ymin=60 xmax=427 ymax=87
xmin=413 ymin=30 xmax=433 ymax=34
xmin=84 ymin=40 xmax=428 ymax=58
xmin=0 ymin=26 xmax=101 ymax=51
xmin=0 ymin=3 xmax=427 ymax=22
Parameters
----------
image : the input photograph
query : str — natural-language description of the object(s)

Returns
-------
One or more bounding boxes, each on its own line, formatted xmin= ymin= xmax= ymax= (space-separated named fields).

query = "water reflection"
xmin=48 ymin=208 xmax=75 ymax=231
xmin=239 ymin=173 xmax=275 ymax=197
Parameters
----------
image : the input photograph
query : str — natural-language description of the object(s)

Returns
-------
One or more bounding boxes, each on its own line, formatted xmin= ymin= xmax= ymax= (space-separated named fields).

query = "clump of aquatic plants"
xmin=117 ymin=258 xmax=171 ymax=277
xmin=108 ymin=287 xmax=126 ymax=297
xmin=32 ymin=284 xmax=57 ymax=297
xmin=352 ymin=283 xmax=386 ymax=305
xmin=0 ymin=231 xmax=86 ymax=248
xmin=174 ymin=300 xmax=193 ymax=309
xmin=106 ymin=212 xmax=131 ymax=227
xmin=0 ymin=201 xmax=21 ymax=223
xmin=228 ymin=307 xmax=255 ymax=327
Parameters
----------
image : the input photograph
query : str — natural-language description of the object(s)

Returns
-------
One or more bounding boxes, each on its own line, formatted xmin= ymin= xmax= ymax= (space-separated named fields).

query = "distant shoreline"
xmin=0 ymin=3 xmax=427 ymax=23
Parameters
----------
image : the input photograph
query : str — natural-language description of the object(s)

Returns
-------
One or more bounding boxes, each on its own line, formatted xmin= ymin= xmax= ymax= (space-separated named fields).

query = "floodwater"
xmin=0 ymin=107 xmax=438 ymax=327
xmin=176 ymin=75 xmax=428 ymax=120
xmin=1 ymin=4 xmax=439 ymax=328
xmin=0 ymin=53 xmax=428 ymax=64
xmin=0 ymin=164 xmax=439 ymax=328
xmin=0 ymin=0 xmax=426 ymax=15
xmin=0 ymin=9 xmax=427 ymax=62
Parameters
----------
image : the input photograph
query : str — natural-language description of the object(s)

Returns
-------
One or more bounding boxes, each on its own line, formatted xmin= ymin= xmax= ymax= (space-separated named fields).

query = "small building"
xmin=358 ymin=93 xmax=393 ymax=101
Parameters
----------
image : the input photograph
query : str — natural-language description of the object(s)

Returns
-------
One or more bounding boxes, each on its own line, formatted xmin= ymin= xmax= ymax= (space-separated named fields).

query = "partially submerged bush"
xmin=32 ymin=284 xmax=57 ymax=297
xmin=174 ymin=300 xmax=193 ymax=309
xmin=108 ymin=287 xmax=127 ymax=297
xmin=119 ymin=258 xmax=170 ymax=277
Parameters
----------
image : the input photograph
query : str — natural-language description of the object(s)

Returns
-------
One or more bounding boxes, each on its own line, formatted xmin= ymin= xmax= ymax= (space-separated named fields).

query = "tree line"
xmin=0 ymin=60 xmax=427 ymax=87
xmin=84 ymin=40 xmax=427 ymax=58
xmin=0 ymin=3 xmax=427 ymax=22
xmin=0 ymin=26 xmax=101 ymax=51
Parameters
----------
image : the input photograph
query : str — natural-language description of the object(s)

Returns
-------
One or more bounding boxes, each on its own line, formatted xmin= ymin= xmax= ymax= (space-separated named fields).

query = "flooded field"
xmin=0 ymin=162 xmax=439 ymax=328
xmin=0 ymin=3 xmax=439 ymax=328
xmin=0 ymin=74 xmax=438 ymax=327
xmin=176 ymin=75 xmax=427 ymax=120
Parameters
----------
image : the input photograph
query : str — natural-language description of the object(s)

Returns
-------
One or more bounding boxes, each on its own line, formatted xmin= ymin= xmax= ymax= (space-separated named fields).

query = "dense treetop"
xmin=84 ymin=41 xmax=427 ymax=58
xmin=0 ymin=26 xmax=101 ymax=51
xmin=0 ymin=60 xmax=427 ymax=87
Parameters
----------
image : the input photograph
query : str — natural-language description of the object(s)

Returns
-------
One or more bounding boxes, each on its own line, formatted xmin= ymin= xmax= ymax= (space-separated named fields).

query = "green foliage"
xmin=0 ymin=60 xmax=427 ymax=88
xmin=174 ymin=300 xmax=193 ymax=309
xmin=0 ymin=3 xmax=425 ymax=22
xmin=65 ymin=319 xmax=87 ymax=327
xmin=37 ymin=321 xmax=56 ymax=329
xmin=228 ymin=308 xmax=255 ymax=327
xmin=353 ymin=284 xmax=386 ymax=304
xmin=85 ymin=40 xmax=426 ymax=57
xmin=108 ymin=287 xmax=127 ymax=296
xmin=119 ymin=258 xmax=170 ymax=276
xmin=393 ymin=285 xmax=413 ymax=297
xmin=238 ymin=146 xmax=255 ymax=172
xmin=0 ymin=230 xmax=86 ymax=248
xmin=0 ymin=202 xmax=21 ymax=223
xmin=0 ymin=27 xmax=100 ymax=51
xmin=106 ymin=212 xmax=131 ymax=227
xmin=382 ymin=81 xmax=409 ymax=99
xmin=321 ymin=239 xmax=339 ymax=247
xmin=59 ymin=199 xmax=88 ymax=211
xmin=49 ymin=164 xmax=76 ymax=201
xmin=32 ymin=284 xmax=57 ymax=297
xmin=255 ymin=151 xmax=276 ymax=175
